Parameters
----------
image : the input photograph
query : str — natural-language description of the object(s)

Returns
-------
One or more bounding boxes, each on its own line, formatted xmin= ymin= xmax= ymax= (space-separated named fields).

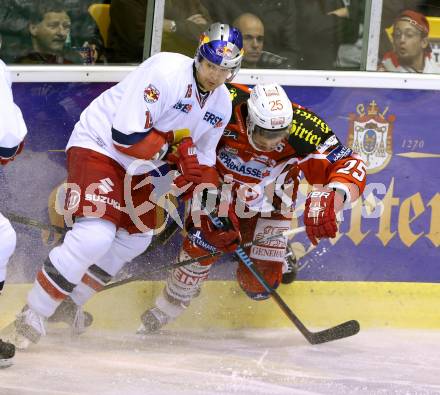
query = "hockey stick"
xmin=101 ymin=225 xmax=306 ymax=291
xmin=209 ymin=214 xmax=360 ymax=345
xmin=4 ymin=211 xmax=66 ymax=235
xmin=5 ymin=210 xmax=180 ymax=261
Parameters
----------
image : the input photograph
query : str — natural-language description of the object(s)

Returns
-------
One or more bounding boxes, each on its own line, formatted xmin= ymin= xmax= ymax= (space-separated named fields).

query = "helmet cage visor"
xmin=248 ymin=124 xmax=289 ymax=151
xmin=253 ymin=124 xmax=289 ymax=141
xmin=196 ymin=55 xmax=239 ymax=82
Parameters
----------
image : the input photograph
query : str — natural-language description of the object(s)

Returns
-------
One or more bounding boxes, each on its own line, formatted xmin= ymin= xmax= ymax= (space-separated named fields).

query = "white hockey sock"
xmin=27 ymin=281 xmax=62 ymax=318
xmin=156 ymin=294 xmax=186 ymax=319
xmin=164 ymin=249 xmax=212 ymax=307
xmin=70 ymin=229 xmax=153 ymax=307
xmin=70 ymin=282 xmax=96 ymax=306
xmin=0 ymin=214 xmax=17 ymax=288
xmin=49 ymin=217 xmax=116 ymax=284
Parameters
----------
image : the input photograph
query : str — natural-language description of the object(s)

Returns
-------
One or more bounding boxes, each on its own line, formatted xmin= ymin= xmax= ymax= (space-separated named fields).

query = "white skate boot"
xmin=13 ymin=306 xmax=47 ymax=349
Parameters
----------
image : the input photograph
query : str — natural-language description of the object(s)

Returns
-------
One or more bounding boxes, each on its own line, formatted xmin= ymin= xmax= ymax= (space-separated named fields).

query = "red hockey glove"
xmin=0 ymin=141 xmax=24 ymax=165
xmin=200 ymin=206 xmax=241 ymax=253
xmin=304 ymin=187 xmax=338 ymax=246
xmin=173 ymin=165 xmax=219 ymax=202
xmin=167 ymin=137 xmax=202 ymax=184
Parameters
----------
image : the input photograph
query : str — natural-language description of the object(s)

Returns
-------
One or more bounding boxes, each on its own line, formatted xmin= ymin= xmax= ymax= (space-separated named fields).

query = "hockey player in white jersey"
xmin=8 ymin=23 xmax=244 ymax=348
xmin=0 ymin=59 xmax=28 ymax=367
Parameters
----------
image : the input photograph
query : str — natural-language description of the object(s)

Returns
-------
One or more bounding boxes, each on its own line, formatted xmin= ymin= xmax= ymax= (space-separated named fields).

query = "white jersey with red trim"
xmin=0 ymin=59 xmax=27 ymax=156
xmin=67 ymin=52 xmax=231 ymax=173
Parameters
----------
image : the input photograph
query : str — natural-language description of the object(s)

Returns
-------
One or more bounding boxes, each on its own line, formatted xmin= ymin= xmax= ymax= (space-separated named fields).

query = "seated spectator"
xmin=233 ymin=13 xmax=291 ymax=69
xmin=62 ymin=0 xmax=106 ymax=64
xmin=379 ymin=0 xmax=426 ymax=59
xmin=162 ymin=0 xmax=212 ymax=57
xmin=378 ymin=10 xmax=440 ymax=73
xmin=107 ymin=0 xmax=211 ymax=63
xmin=296 ymin=0 xmax=359 ymax=70
xmin=203 ymin=0 xmax=299 ymax=67
xmin=0 ymin=1 xmax=103 ymax=65
xmin=14 ymin=2 xmax=83 ymax=64
xmin=107 ymin=0 xmax=147 ymax=63
xmin=0 ymin=1 xmax=32 ymax=63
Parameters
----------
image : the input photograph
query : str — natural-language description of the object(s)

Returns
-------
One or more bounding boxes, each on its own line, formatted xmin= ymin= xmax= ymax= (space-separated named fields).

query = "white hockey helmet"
xmin=246 ymin=83 xmax=293 ymax=151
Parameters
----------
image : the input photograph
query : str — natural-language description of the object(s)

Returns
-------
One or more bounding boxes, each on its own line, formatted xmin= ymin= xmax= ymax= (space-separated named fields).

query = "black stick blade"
xmin=308 ymin=320 xmax=360 ymax=345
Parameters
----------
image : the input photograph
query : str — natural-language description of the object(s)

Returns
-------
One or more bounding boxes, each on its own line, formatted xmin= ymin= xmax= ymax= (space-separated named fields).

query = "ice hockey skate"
xmin=282 ymin=253 xmax=299 ymax=284
xmin=4 ymin=306 xmax=47 ymax=350
xmin=0 ymin=339 xmax=15 ymax=368
xmin=48 ymin=297 xmax=93 ymax=335
xmin=137 ymin=307 xmax=172 ymax=334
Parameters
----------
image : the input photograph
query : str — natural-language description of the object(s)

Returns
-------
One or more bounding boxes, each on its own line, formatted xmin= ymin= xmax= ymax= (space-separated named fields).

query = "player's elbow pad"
xmin=112 ymin=128 xmax=168 ymax=160
xmin=0 ymin=141 xmax=24 ymax=165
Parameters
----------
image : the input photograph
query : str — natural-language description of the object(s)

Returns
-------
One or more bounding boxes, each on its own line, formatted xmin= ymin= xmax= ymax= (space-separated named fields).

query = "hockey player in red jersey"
xmin=0 ymin=59 xmax=27 ymax=367
xmin=6 ymin=23 xmax=244 ymax=349
xmin=138 ymin=82 xmax=367 ymax=332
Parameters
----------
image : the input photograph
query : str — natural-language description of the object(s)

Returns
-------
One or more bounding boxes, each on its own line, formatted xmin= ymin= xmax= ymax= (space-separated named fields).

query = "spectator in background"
xmin=378 ymin=10 xmax=440 ymax=73
xmin=0 ymin=0 xmax=33 ymax=63
xmin=162 ymin=0 xmax=212 ymax=57
xmin=295 ymin=0 xmax=362 ymax=70
xmin=15 ymin=2 xmax=82 ymax=64
xmin=379 ymin=0 xmax=427 ymax=59
xmin=233 ymin=13 xmax=292 ymax=69
xmin=202 ymin=0 xmax=300 ymax=67
xmin=107 ymin=0 xmax=211 ymax=63
xmin=335 ymin=0 xmax=365 ymax=69
xmin=62 ymin=0 xmax=105 ymax=64
xmin=0 ymin=0 xmax=103 ymax=64
xmin=107 ymin=0 xmax=147 ymax=63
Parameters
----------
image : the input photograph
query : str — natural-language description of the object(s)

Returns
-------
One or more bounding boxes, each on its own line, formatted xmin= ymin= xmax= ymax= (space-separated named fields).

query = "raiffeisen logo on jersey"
xmin=326 ymin=144 xmax=353 ymax=164
xmin=218 ymin=149 xmax=270 ymax=179
xmin=203 ymin=109 xmax=224 ymax=128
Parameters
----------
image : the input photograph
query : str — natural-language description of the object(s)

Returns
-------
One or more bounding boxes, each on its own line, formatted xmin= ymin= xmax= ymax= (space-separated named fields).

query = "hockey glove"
xmin=200 ymin=206 xmax=241 ymax=253
xmin=167 ymin=137 xmax=203 ymax=188
xmin=0 ymin=141 xmax=24 ymax=165
xmin=304 ymin=187 xmax=338 ymax=246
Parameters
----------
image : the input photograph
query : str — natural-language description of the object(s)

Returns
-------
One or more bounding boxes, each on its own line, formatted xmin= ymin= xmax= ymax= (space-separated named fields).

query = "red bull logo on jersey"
xmin=347 ymin=100 xmax=395 ymax=174
xmin=144 ymin=84 xmax=160 ymax=103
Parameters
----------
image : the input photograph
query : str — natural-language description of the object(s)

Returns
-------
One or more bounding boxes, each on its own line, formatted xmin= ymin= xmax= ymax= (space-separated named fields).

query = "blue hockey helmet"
xmin=195 ymin=22 xmax=244 ymax=82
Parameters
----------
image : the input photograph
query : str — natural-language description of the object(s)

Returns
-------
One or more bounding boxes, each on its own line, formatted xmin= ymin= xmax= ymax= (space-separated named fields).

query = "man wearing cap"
xmin=378 ymin=10 xmax=440 ymax=73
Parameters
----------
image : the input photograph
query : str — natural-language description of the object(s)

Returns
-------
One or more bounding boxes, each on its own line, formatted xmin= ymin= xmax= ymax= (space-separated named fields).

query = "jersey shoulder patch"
xmin=226 ymin=83 xmax=250 ymax=107
xmin=287 ymin=106 xmax=335 ymax=156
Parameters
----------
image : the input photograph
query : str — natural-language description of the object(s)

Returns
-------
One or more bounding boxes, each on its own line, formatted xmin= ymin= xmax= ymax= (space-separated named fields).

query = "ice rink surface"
xmin=1 ymin=328 xmax=440 ymax=395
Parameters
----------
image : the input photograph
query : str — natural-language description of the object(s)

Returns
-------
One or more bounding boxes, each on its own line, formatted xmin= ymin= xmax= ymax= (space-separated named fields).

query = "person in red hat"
xmin=378 ymin=10 xmax=440 ymax=73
